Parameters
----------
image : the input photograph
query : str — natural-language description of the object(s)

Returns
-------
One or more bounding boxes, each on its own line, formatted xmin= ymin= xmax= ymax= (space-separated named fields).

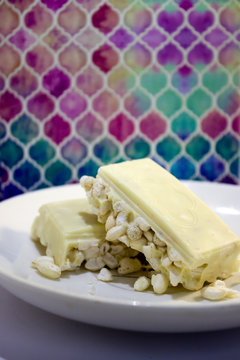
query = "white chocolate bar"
xmin=31 ymin=198 xmax=106 ymax=271
xmin=31 ymin=198 xmax=138 ymax=279
xmin=81 ymin=159 xmax=240 ymax=291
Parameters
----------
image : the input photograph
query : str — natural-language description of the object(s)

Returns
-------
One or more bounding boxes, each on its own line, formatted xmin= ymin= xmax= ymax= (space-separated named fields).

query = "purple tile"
xmin=109 ymin=113 xmax=135 ymax=143
xmin=76 ymin=66 xmax=103 ymax=97
xmin=188 ymin=43 xmax=213 ymax=67
xmin=41 ymin=0 xmax=68 ymax=12
xmin=157 ymin=43 xmax=183 ymax=66
xmin=92 ymin=44 xmax=119 ymax=73
xmin=142 ymin=28 xmax=166 ymax=49
xmin=92 ymin=4 xmax=119 ymax=34
xmin=109 ymin=28 xmax=134 ymax=50
xmin=60 ymin=90 xmax=87 ymax=120
xmin=0 ymin=91 xmax=22 ymax=122
xmin=205 ymin=28 xmax=228 ymax=48
xmin=44 ymin=114 xmax=70 ymax=144
xmin=140 ymin=112 xmax=166 ymax=141
xmin=232 ymin=115 xmax=240 ymax=136
xmin=27 ymin=92 xmax=54 ymax=121
xmin=174 ymin=27 xmax=197 ymax=49
xmin=201 ymin=110 xmax=227 ymax=139
xmin=158 ymin=9 xmax=184 ymax=33
xmin=9 ymin=28 xmax=36 ymax=51
xmin=178 ymin=0 xmax=194 ymax=10
xmin=220 ymin=175 xmax=237 ymax=185
xmin=43 ymin=68 xmax=70 ymax=98
xmin=10 ymin=67 xmax=38 ymax=98
xmin=189 ymin=8 xmax=214 ymax=33
xmin=76 ymin=113 xmax=103 ymax=142
xmin=61 ymin=137 xmax=87 ymax=166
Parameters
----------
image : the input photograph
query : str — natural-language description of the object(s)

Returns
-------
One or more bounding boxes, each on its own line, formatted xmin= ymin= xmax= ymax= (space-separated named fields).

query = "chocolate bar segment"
xmin=81 ymin=159 xmax=240 ymax=291
xmin=31 ymin=198 xmax=106 ymax=271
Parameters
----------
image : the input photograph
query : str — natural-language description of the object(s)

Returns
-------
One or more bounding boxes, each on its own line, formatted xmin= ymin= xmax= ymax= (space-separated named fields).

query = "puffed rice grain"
xmin=151 ymin=273 xmax=169 ymax=294
xmin=97 ymin=268 xmax=113 ymax=282
xmin=32 ymin=256 xmax=61 ymax=279
xmin=127 ymin=224 xmax=142 ymax=241
xmin=105 ymin=213 xmax=116 ymax=232
xmin=80 ymin=176 xmax=94 ymax=191
xmin=135 ymin=217 xmax=150 ymax=232
xmin=102 ymin=252 xmax=118 ymax=269
xmin=134 ymin=276 xmax=151 ymax=292
xmin=85 ymin=257 xmax=105 ymax=271
xmin=106 ymin=224 xmax=126 ymax=241
xmin=116 ymin=211 xmax=128 ymax=226
xmin=112 ymin=201 xmax=125 ymax=215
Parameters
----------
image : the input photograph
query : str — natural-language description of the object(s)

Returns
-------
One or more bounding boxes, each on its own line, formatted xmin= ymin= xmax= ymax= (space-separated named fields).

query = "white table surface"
xmin=1 ymin=285 xmax=240 ymax=360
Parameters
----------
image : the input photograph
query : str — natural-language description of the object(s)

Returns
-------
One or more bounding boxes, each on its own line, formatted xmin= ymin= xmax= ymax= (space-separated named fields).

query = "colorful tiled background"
xmin=0 ymin=0 xmax=239 ymax=200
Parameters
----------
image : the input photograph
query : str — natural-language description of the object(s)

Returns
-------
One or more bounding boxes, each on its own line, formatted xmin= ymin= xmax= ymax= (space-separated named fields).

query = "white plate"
xmin=1 ymin=182 xmax=240 ymax=333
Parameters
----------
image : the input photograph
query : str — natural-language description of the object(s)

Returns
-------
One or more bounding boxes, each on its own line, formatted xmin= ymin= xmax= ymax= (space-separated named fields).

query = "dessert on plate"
xmin=32 ymin=159 xmax=240 ymax=299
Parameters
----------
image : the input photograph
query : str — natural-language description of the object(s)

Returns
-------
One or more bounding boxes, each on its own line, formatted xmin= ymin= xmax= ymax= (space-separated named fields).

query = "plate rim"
xmin=1 ymin=181 xmax=240 ymax=312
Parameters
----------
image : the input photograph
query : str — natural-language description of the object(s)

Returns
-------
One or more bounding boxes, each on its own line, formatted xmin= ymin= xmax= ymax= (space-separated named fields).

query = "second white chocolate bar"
xmin=31 ymin=198 xmax=106 ymax=270
xmin=31 ymin=198 xmax=139 ymax=278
